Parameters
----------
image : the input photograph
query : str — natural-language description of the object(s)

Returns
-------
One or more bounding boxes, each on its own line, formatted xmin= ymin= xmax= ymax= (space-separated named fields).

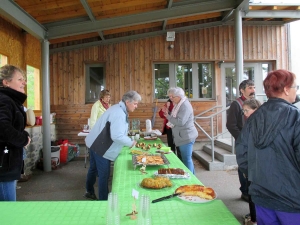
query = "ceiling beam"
xmin=50 ymin=20 xmax=285 ymax=54
xmin=162 ymin=0 xmax=173 ymax=30
xmin=80 ymin=0 xmax=105 ymax=40
xmin=245 ymin=10 xmax=300 ymax=18
xmin=47 ymin=0 xmax=241 ymax=39
xmin=0 ymin=0 xmax=46 ymax=40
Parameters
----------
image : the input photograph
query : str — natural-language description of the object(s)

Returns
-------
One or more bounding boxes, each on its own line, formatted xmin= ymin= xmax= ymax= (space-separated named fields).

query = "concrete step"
xmin=215 ymin=138 xmax=234 ymax=152
xmin=192 ymin=150 xmax=224 ymax=171
xmin=203 ymin=145 xmax=237 ymax=166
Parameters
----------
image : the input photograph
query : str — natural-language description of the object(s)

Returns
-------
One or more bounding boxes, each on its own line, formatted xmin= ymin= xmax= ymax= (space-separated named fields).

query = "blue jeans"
xmin=178 ymin=141 xmax=195 ymax=174
xmin=0 ymin=180 xmax=16 ymax=201
xmin=86 ymin=149 xmax=110 ymax=200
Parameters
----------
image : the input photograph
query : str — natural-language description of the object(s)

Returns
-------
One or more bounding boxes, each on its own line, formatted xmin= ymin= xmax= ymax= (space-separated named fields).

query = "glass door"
xmin=221 ymin=63 xmax=268 ymax=137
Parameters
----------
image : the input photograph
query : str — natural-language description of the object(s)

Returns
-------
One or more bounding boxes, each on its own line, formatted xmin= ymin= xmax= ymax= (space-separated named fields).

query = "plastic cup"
xmin=106 ymin=192 xmax=120 ymax=225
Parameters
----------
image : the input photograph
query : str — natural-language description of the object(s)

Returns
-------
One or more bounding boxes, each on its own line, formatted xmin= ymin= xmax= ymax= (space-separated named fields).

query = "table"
xmin=0 ymin=138 xmax=240 ymax=225
xmin=77 ymin=132 xmax=89 ymax=168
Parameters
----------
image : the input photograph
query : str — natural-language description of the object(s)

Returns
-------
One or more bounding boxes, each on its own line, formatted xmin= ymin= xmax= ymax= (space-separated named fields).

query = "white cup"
xmin=135 ymin=134 xmax=140 ymax=140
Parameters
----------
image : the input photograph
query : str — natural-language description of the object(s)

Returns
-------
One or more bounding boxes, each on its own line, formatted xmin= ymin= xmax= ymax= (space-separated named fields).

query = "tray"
xmin=132 ymin=154 xmax=170 ymax=170
xmin=153 ymin=171 xmax=190 ymax=179
xmin=177 ymin=192 xmax=217 ymax=203
xmin=144 ymin=136 xmax=158 ymax=140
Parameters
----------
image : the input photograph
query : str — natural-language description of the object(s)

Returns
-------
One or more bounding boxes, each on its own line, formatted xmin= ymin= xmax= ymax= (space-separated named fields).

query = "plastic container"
xmin=35 ymin=116 xmax=42 ymax=125
xmin=60 ymin=144 xmax=68 ymax=163
xmin=51 ymin=146 xmax=60 ymax=165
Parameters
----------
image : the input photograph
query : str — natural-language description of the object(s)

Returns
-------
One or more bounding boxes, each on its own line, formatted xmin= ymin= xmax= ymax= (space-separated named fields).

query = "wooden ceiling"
xmin=1 ymin=0 xmax=300 ymax=51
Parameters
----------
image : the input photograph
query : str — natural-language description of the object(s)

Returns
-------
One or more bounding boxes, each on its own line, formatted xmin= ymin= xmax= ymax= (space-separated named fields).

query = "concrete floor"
xmin=17 ymin=155 xmax=248 ymax=225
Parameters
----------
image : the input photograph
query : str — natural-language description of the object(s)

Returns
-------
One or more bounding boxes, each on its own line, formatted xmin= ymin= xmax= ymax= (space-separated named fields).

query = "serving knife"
xmin=152 ymin=193 xmax=181 ymax=203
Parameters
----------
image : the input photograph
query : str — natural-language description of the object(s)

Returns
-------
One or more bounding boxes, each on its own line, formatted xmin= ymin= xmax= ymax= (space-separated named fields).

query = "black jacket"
xmin=236 ymin=98 xmax=300 ymax=212
xmin=226 ymin=97 xmax=245 ymax=140
xmin=0 ymin=87 xmax=29 ymax=181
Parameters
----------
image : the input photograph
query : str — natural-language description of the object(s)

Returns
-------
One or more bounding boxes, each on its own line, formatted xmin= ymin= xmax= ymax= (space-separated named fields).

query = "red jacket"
xmin=158 ymin=100 xmax=174 ymax=135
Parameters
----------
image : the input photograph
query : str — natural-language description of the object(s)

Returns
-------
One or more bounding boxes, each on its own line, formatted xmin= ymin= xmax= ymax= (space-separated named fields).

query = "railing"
xmin=194 ymin=105 xmax=230 ymax=162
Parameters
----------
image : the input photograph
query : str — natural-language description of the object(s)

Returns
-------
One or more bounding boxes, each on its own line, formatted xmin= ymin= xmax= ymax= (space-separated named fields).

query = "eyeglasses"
xmin=169 ymin=95 xmax=178 ymax=99
xmin=290 ymin=85 xmax=299 ymax=90
xmin=242 ymin=109 xmax=249 ymax=114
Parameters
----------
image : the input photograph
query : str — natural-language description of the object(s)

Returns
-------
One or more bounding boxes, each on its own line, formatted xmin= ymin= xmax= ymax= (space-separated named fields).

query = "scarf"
xmin=166 ymin=96 xmax=187 ymax=128
xmin=100 ymin=99 xmax=110 ymax=110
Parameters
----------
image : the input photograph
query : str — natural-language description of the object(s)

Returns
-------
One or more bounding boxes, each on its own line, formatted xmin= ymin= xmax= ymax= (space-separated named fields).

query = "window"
xmin=26 ymin=65 xmax=41 ymax=110
xmin=85 ymin=64 xmax=105 ymax=103
xmin=0 ymin=54 xmax=8 ymax=67
xmin=154 ymin=62 xmax=215 ymax=100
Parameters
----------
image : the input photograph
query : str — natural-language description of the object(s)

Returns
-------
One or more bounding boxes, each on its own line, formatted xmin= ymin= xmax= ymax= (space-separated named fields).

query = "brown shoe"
xmin=18 ymin=174 xmax=29 ymax=182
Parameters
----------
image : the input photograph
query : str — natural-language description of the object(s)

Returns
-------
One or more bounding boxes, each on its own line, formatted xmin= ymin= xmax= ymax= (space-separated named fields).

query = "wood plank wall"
xmin=50 ymin=25 xmax=289 ymax=144
xmin=0 ymin=16 xmax=41 ymax=107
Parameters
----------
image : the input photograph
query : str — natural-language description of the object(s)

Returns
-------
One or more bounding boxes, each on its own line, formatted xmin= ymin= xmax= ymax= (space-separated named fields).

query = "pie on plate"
xmin=175 ymin=185 xmax=217 ymax=203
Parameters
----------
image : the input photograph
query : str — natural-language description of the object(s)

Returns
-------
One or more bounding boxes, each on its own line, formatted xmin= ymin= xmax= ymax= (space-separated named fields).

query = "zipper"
xmin=0 ymin=146 xmax=9 ymax=168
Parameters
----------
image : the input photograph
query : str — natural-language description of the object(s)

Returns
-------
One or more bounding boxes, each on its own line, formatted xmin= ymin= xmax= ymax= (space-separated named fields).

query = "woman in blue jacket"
xmin=236 ymin=69 xmax=300 ymax=224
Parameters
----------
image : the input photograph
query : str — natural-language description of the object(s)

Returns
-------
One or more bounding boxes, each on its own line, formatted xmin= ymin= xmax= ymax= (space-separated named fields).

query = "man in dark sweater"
xmin=226 ymin=80 xmax=255 ymax=202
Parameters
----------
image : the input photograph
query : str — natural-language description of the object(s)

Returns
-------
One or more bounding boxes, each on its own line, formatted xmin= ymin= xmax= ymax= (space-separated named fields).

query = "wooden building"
xmin=0 ymin=0 xmax=299 ymax=146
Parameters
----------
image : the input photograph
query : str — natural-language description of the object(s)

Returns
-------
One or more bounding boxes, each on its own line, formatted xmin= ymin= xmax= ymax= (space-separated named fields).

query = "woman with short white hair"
xmin=162 ymin=87 xmax=198 ymax=173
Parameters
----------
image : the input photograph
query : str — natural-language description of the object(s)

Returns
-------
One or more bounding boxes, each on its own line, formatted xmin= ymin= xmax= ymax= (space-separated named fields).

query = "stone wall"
xmin=24 ymin=124 xmax=56 ymax=175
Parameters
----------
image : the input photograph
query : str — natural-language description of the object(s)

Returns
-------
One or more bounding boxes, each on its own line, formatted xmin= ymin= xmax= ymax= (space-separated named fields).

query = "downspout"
xmin=287 ymin=23 xmax=291 ymax=71
xmin=235 ymin=9 xmax=243 ymax=90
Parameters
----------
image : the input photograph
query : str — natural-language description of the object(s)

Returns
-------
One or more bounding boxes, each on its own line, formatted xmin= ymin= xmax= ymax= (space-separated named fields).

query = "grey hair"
xmin=122 ymin=90 xmax=142 ymax=102
xmin=0 ymin=64 xmax=25 ymax=88
xmin=167 ymin=87 xmax=185 ymax=98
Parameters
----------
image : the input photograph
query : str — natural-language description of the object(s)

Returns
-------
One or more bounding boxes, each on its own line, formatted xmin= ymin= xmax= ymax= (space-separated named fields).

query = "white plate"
xmin=177 ymin=192 xmax=217 ymax=203
xmin=153 ymin=171 xmax=190 ymax=179
xmin=144 ymin=136 xmax=158 ymax=140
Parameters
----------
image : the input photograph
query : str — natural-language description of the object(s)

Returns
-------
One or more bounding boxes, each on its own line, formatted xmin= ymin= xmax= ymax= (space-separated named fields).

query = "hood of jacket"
xmin=248 ymin=97 xmax=298 ymax=149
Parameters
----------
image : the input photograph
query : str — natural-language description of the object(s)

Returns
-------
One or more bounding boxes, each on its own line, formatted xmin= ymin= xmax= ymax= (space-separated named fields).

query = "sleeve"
xmin=90 ymin=102 xmax=102 ymax=129
xmin=235 ymin=126 xmax=249 ymax=176
xmin=0 ymin=100 xmax=28 ymax=147
xmin=226 ymin=101 xmax=241 ymax=140
xmin=167 ymin=101 xmax=191 ymax=126
xmin=158 ymin=103 xmax=167 ymax=119
xmin=110 ymin=112 xmax=133 ymax=147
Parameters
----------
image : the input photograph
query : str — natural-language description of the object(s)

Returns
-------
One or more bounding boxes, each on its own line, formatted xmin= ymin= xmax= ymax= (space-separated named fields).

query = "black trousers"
xmin=165 ymin=128 xmax=181 ymax=160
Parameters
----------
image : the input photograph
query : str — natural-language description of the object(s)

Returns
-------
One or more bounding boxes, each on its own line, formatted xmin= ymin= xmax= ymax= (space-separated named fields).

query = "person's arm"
xmin=0 ymin=100 xmax=29 ymax=147
xmin=110 ymin=113 xmax=134 ymax=147
xmin=235 ymin=125 xmax=249 ymax=176
xmin=226 ymin=101 xmax=241 ymax=140
xmin=89 ymin=102 xmax=99 ymax=129
xmin=167 ymin=101 xmax=191 ymax=126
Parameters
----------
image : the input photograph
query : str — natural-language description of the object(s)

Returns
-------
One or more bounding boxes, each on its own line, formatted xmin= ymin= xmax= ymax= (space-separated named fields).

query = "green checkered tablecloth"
xmin=0 ymin=138 xmax=240 ymax=225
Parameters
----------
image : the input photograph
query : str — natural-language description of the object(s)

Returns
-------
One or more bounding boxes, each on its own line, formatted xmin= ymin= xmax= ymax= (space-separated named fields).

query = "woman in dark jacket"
xmin=236 ymin=69 xmax=300 ymax=224
xmin=0 ymin=65 xmax=31 ymax=201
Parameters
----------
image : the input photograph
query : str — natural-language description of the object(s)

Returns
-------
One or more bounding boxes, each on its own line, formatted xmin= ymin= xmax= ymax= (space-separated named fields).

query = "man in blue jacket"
xmin=84 ymin=90 xmax=141 ymax=200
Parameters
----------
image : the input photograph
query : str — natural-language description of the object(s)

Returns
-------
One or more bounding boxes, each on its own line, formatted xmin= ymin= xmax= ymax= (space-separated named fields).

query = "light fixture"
xmin=166 ymin=31 xmax=175 ymax=41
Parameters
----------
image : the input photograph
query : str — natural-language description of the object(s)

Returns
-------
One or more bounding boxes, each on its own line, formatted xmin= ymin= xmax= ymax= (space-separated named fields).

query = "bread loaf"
xmin=158 ymin=168 xmax=185 ymax=175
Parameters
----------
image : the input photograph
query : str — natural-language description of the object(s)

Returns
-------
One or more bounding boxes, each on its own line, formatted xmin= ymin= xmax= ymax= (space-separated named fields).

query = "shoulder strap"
xmin=235 ymin=97 xmax=245 ymax=125
xmin=235 ymin=97 xmax=244 ymax=109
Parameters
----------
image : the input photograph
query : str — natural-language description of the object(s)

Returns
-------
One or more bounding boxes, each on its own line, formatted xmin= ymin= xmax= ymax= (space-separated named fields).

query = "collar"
xmin=0 ymin=87 xmax=27 ymax=105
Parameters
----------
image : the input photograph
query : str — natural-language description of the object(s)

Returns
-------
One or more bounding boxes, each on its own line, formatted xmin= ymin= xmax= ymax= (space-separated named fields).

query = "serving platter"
xmin=177 ymin=193 xmax=217 ymax=203
xmin=143 ymin=136 xmax=158 ymax=140
xmin=153 ymin=171 xmax=190 ymax=179
xmin=132 ymin=154 xmax=170 ymax=170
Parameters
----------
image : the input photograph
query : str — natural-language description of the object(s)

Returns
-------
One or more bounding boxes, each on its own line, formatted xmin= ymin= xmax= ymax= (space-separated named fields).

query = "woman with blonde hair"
xmin=89 ymin=89 xmax=111 ymax=129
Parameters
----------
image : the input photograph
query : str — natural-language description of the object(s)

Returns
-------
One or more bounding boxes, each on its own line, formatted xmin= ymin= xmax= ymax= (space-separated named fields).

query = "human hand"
xmin=130 ymin=140 xmax=137 ymax=148
xmin=166 ymin=102 xmax=170 ymax=108
xmin=25 ymin=136 xmax=31 ymax=148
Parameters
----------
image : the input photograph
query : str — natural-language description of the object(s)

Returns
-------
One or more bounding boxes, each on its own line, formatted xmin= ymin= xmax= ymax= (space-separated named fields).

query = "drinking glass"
xmin=137 ymin=194 xmax=151 ymax=225
xmin=106 ymin=192 xmax=120 ymax=225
